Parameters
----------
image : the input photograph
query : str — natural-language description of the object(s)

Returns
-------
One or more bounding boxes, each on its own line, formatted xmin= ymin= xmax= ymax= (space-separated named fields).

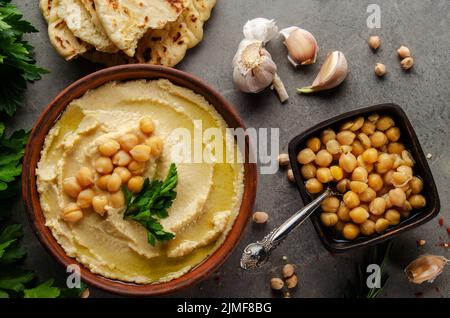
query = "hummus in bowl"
xmin=23 ymin=65 xmax=256 ymax=296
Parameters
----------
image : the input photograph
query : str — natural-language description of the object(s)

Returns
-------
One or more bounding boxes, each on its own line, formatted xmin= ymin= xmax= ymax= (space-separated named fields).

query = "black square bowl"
xmin=288 ymin=103 xmax=440 ymax=252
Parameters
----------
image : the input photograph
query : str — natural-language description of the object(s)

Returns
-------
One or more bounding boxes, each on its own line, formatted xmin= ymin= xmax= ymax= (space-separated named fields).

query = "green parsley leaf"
xmin=23 ymin=279 xmax=61 ymax=298
xmin=0 ymin=1 xmax=48 ymax=116
xmin=59 ymin=282 xmax=88 ymax=298
xmin=123 ymin=163 xmax=177 ymax=246
xmin=0 ymin=269 xmax=33 ymax=292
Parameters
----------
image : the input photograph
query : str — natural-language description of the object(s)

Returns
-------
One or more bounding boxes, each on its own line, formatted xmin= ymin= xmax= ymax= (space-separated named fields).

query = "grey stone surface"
xmin=10 ymin=0 xmax=450 ymax=298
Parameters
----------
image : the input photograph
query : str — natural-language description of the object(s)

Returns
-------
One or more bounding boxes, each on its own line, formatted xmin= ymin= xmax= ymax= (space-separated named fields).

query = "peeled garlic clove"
xmin=280 ymin=26 xmax=318 ymax=67
xmin=405 ymin=255 xmax=448 ymax=284
xmin=298 ymin=51 xmax=348 ymax=94
xmin=232 ymin=40 xmax=277 ymax=93
xmin=243 ymin=18 xmax=278 ymax=43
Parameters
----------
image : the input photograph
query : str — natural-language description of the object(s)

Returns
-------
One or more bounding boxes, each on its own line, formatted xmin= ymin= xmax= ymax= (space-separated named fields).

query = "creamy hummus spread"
xmin=36 ymin=79 xmax=244 ymax=284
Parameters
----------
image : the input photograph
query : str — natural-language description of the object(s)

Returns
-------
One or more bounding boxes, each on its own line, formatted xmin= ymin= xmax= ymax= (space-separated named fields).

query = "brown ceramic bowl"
xmin=22 ymin=64 xmax=257 ymax=296
xmin=288 ymin=104 xmax=440 ymax=252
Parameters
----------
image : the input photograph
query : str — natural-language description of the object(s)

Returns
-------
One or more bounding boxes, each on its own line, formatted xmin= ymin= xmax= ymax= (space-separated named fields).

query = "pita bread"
xmin=93 ymin=0 xmax=188 ymax=57
xmin=41 ymin=0 xmax=91 ymax=60
xmin=57 ymin=0 xmax=117 ymax=53
xmin=84 ymin=0 xmax=215 ymax=67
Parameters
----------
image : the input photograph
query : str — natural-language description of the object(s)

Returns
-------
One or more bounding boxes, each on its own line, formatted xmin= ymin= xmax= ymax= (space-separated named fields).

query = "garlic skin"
xmin=298 ymin=51 xmax=348 ymax=94
xmin=405 ymin=254 xmax=448 ymax=284
xmin=233 ymin=40 xmax=277 ymax=93
xmin=280 ymin=26 xmax=318 ymax=67
xmin=243 ymin=18 xmax=278 ymax=43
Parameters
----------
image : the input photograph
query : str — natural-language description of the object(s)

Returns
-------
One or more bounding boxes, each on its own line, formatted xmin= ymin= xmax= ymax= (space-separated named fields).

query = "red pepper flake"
xmin=439 ymin=218 xmax=444 ymax=226
xmin=415 ymin=292 xmax=424 ymax=298
xmin=447 ymin=228 xmax=450 ymax=234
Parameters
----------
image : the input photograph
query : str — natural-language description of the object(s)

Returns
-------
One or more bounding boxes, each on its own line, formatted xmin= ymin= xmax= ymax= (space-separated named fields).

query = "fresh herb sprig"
xmin=344 ymin=241 xmax=391 ymax=298
xmin=0 ymin=0 xmax=48 ymax=116
xmin=123 ymin=163 xmax=177 ymax=246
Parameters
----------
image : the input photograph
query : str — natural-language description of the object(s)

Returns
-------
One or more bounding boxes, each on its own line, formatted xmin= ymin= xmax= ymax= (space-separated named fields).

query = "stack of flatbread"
xmin=40 ymin=0 xmax=216 ymax=67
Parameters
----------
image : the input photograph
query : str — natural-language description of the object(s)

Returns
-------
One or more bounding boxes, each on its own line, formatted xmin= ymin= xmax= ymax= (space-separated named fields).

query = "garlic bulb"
xmin=298 ymin=51 xmax=348 ymax=94
xmin=405 ymin=254 xmax=448 ymax=284
xmin=243 ymin=18 xmax=278 ymax=43
xmin=280 ymin=26 xmax=318 ymax=67
xmin=232 ymin=39 xmax=288 ymax=102
xmin=233 ymin=40 xmax=277 ymax=93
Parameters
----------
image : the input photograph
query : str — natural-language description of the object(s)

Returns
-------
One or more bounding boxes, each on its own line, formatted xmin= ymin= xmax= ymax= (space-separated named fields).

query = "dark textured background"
xmin=10 ymin=0 xmax=449 ymax=297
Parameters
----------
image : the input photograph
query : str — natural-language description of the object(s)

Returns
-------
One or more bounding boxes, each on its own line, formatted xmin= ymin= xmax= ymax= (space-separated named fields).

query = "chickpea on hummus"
xmin=36 ymin=79 xmax=244 ymax=284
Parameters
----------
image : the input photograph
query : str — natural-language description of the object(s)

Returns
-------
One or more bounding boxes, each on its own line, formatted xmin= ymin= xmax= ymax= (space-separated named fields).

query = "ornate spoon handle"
xmin=240 ymin=188 xmax=335 ymax=269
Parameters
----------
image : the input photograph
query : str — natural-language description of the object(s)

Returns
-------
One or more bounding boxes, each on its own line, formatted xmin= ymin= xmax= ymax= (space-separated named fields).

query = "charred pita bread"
xmin=57 ymin=0 xmax=117 ymax=53
xmin=41 ymin=0 xmax=91 ymax=60
xmin=93 ymin=0 xmax=188 ymax=57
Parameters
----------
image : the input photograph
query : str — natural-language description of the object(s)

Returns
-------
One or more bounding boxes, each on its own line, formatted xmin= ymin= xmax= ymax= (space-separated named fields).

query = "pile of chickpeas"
xmin=61 ymin=116 xmax=164 ymax=223
xmin=297 ymin=114 xmax=426 ymax=240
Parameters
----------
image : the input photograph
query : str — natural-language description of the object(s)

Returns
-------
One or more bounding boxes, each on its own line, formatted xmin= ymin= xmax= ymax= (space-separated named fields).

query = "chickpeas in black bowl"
xmin=288 ymin=104 xmax=440 ymax=252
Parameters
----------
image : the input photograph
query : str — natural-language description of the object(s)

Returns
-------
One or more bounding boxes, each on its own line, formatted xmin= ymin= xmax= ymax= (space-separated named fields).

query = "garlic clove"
xmin=232 ymin=40 xmax=277 ymax=93
xmin=280 ymin=26 xmax=318 ymax=67
xmin=243 ymin=18 xmax=278 ymax=44
xmin=405 ymin=254 xmax=448 ymax=284
xmin=297 ymin=51 xmax=348 ymax=94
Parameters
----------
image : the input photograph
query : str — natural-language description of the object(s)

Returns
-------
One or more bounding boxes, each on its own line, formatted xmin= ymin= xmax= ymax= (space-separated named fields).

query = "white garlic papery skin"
xmin=232 ymin=40 xmax=277 ymax=93
xmin=280 ymin=26 xmax=318 ymax=67
xmin=405 ymin=255 xmax=448 ymax=284
xmin=298 ymin=51 xmax=348 ymax=94
xmin=243 ymin=18 xmax=278 ymax=43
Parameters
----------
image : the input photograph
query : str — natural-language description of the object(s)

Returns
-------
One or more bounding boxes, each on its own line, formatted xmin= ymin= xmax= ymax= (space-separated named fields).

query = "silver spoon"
xmin=240 ymin=188 xmax=339 ymax=270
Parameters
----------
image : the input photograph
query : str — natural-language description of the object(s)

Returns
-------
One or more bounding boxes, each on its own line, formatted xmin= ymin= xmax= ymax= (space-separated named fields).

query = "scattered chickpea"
xmin=369 ymin=197 xmax=386 ymax=215
xmin=270 ymin=278 xmax=284 ymax=291
xmin=409 ymin=176 xmax=423 ymax=194
xmin=118 ymin=134 xmax=139 ymax=152
xmin=277 ymin=153 xmax=290 ymax=167
xmin=112 ymin=150 xmax=132 ymax=167
xmin=128 ymin=160 xmax=146 ymax=175
xmin=321 ymin=196 xmax=340 ymax=213
xmin=98 ymin=139 xmax=120 ymax=157
xmin=336 ymin=178 xmax=350 ymax=193
xmin=315 ymin=150 xmax=333 ymax=167
xmin=316 ymin=167 xmax=333 ymax=183
xmin=397 ymin=45 xmax=411 ymax=58
xmin=401 ymin=57 xmax=414 ymax=70
xmin=385 ymin=209 xmax=401 ymax=225
xmin=252 ymin=211 xmax=269 ymax=224
xmin=95 ymin=156 xmax=114 ymax=174
xmin=326 ymin=139 xmax=341 ymax=155
xmin=343 ymin=191 xmax=360 ymax=209
xmin=76 ymin=167 xmax=94 ymax=187
xmin=300 ymin=163 xmax=316 ymax=180
xmin=374 ymin=63 xmax=386 ymax=77
xmin=297 ymin=148 xmax=316 ymax=165
xmin=286 ymin=274 xmax=298 ymax=289
xmin=386 ymin=127 xmax=401 ymax=142
xmin=113 ymin=166 xmax=132 ymax=184
xmin=368 ymin=36 xmax=381 ymax=50
xmin=360 ymin=220 xmax=376 ymax=236
xmin=349 ymin=207 xmax=369 ymax=224
xmin=370 ymin=131 xmax=388 ymax=148
xmin=339 ymin=153 xmax=357 ymax=173
xmin=96 ymin=174 xmax=111 ymax=191
xmin=128 ymin=176 xmax=145 ymax=193
xmin=92 ymin=195 xmax=108 ymax=216
xmin=76 ymin=188 xmax=95 ymax=209
xmin=306 ymin=137 xmax=321 ymax=152
xmin=336 ymin=131 xmax=356 ymax=146
xmin=361 ymin=121 xmax=376 ymax=135
xmin=361 ymin=148 xmax=378 ymax=164
xmin=359 ymin=187 xmax=376 ymax=203
xmin=146 ymin=136 xmax=164 ymax=158
xmin=282 ymin=264 xmax=295 ymax=278
xmin=63 ymin=177 xmax=82 ymax=198
xmin=62 ymin=203 xmax=83 ymax=223
xmin=305 ymin=178 xmax=323 ymax=194
xmin=109 ymin=190 xmax=125 ymax=208
xmin=350 ymin=181 xmax=368 ymax=194
xmin=376 ymin=116 xmax=395 ymax=132
xmin=375 ymin=218 xmax=390 ymax=234
xmin=130 ymin=144 xmax=151 ymax=162
xmin=330 ymin=165 xmax=344 ymax=181
xmin=107 ymin=173 xmax=122 ymax=192
xmin=409 ymin=194 xmax=426 ymax=209
xmin=417 ymin=239 xmax=426 ymax=246
xmin=343 ymin=223 xmax=360 ymax=240
xmin=320 ymin=129 xmax=336 ymax=144
xmin=389 ymin=188 xmax=406 ymax=207
xmin=321 ymin=212 xmax=339 ymax=227
xmin=139 ymin=116 xmax=155 ymax=134
xmin=351 ymin=167 xmax=368 ymax=182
